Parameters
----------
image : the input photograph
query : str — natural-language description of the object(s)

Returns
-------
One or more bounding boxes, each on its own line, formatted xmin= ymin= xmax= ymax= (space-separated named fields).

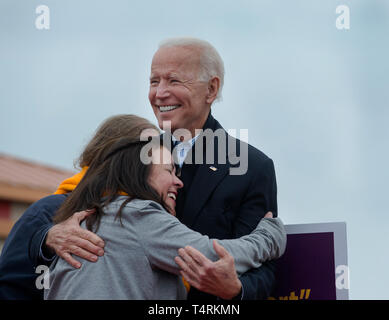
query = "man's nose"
xmin=155 ymin=82 xmax=170 ymax=99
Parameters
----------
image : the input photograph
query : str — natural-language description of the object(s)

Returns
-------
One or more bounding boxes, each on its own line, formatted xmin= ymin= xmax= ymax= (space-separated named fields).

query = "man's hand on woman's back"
xmin=45 ymin=209 xmax=105 ymax=268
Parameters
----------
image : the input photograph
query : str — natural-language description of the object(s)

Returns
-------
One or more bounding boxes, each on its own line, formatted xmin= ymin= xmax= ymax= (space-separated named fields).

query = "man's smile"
xmin=157 ymin=105 xmax=182 ymax=113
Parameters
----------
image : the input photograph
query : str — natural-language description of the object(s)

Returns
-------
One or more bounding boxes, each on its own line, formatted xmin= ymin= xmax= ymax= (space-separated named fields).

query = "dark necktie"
xmin=172 ymin=139 xmax=182 ymax=176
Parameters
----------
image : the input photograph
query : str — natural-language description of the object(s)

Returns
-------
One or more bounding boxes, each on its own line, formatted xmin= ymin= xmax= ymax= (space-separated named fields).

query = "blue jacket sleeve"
xmin=0 ymin=194 xmax=66 ymax=300
xmin=29 ymin=222 xmax=54 ymax=267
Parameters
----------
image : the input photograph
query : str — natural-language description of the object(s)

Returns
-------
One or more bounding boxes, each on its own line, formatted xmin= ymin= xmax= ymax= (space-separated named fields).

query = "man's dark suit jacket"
xmin=173 ymin=112 xmax=278 ymax=300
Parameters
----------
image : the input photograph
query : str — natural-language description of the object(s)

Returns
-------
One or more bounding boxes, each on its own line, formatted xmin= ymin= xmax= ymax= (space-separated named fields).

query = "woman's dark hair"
xmin=53 ymin=117 xmax=166 ymax=232
xmin=76 ymin=114 xmax=159 ymax=169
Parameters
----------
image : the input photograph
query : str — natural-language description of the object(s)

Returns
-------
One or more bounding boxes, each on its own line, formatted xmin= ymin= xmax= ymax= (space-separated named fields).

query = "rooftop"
xmin=0 ymin=153 xmax=75 ymax=203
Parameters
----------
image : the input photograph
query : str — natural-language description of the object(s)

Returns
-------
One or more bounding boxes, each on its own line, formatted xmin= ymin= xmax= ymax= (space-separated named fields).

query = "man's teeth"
xmin=167 ymin=193 xmax=176 ymax=200
xmin=159 ymin=105 xmax=180 ymax=112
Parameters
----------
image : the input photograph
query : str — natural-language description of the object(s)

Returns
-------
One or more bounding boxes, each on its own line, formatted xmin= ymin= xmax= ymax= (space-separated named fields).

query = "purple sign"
xmin=268 ymin=223 xmax=348 ymax=300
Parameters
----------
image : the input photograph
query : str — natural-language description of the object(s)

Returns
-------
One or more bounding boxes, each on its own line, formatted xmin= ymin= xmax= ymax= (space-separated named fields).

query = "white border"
xmin=284 ymin=222 xmax=349 ymax=300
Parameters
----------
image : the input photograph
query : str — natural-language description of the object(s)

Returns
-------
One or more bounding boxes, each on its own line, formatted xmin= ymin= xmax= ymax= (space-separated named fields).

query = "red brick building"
xmin=0 ymin=154 xmax=74 ymax=252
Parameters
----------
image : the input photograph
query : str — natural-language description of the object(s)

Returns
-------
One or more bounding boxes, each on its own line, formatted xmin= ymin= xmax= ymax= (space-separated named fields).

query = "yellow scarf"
xmin=53 ymin=166 xmax=191 ymax=292
xmin=54 ymin=167 xmax=89 ymax=194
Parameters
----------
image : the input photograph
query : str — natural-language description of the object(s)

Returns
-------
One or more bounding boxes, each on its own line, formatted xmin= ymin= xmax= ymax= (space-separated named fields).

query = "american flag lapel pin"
xmin=209 ymin=166 xmax=217 ymax=171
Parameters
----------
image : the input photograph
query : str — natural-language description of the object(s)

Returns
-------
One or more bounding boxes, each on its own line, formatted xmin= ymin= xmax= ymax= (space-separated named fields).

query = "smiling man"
xmin=149 ymin=42 xmax=220 ymax=138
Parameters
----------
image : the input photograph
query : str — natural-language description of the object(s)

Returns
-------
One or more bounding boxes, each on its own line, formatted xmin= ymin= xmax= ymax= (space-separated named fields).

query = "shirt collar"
xmin=172 ymin=133 xmax=200 ymax=147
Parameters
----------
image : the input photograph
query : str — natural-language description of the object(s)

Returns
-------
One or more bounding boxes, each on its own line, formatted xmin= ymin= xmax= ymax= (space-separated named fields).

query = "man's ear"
xmin=206 ymin=77 xmax=220 ymax=104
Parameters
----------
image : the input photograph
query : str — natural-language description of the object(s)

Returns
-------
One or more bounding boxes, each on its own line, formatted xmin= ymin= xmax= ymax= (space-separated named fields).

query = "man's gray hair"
xmin=159 ymin=37 xmax=225 ymax=101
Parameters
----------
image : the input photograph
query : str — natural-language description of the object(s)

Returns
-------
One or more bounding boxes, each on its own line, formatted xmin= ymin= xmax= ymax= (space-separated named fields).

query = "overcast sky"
xmin=1 ymin=0 xmax=388 ymax=299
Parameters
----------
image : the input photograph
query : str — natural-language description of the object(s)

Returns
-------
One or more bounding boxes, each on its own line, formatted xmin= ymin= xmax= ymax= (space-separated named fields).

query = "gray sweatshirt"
xmin=44 ymin=197 xmax=286 ymax=300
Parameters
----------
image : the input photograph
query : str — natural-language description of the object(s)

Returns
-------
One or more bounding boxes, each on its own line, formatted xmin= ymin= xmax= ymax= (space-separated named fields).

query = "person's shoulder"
xmin=228 ymin=133 xmax=272 ymax=164
xmin=33 ymin=194 xmax=68 ymax=206
xmin=7 ymin=194 xmax=67 ymax=225
xmin=115 ymin=198 xmax=173 ymax=227
xmin=25 ymin=194 xmax=68 ymax=216
xmin=213 ymin=117 xmax=272 ymax=163
xmin=112 ymin=197 xmax=166 ymax=213
xmin=130 ymin=199 xmax=166 ymax=213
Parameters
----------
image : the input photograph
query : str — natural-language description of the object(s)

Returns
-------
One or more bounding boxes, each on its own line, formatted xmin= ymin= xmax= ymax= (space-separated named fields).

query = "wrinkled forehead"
xmin=150 ymin=46 xmax=202 ymax=77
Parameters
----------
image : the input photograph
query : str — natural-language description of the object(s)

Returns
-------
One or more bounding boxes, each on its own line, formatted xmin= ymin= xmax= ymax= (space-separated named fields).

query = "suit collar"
xmin=180 ymin=112 xmax=231 ymax=227
xmin=202 ymin=110 xmax=217 ymax=131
